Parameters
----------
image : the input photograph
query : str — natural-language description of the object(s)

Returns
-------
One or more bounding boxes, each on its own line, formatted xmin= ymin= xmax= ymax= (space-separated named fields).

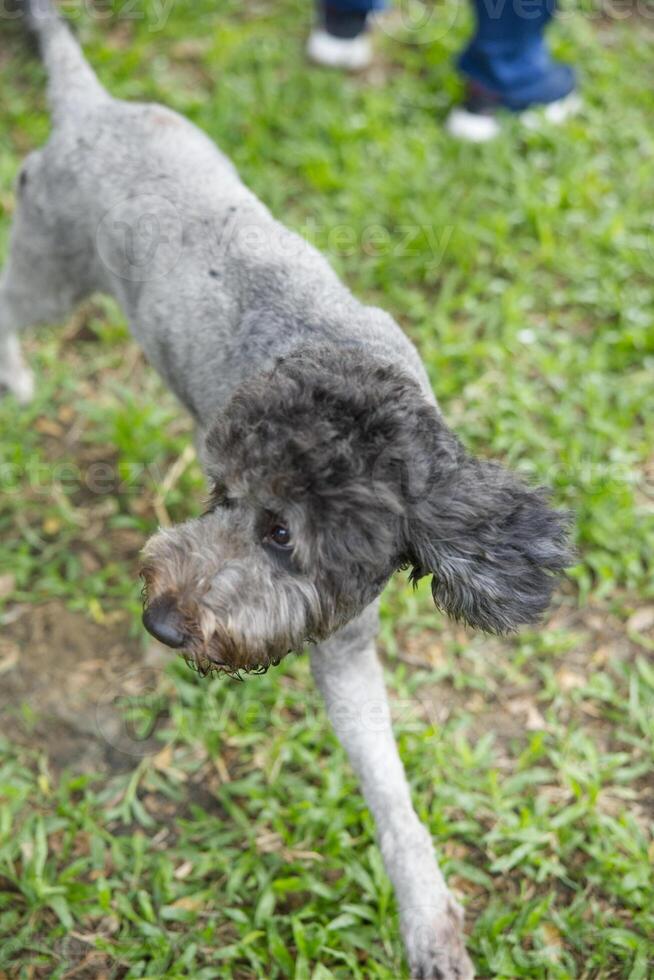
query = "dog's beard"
xmin=140 ymin=525 xmax=326 ymax=676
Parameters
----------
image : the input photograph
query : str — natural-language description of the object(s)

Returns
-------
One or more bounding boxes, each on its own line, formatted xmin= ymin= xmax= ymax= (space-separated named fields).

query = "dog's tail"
xmin=17 ymin=0 xmax=108 ymax=123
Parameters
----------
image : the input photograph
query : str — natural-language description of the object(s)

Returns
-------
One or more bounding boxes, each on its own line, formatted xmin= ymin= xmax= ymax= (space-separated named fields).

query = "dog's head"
xmin=141 ymin=347 xmax=571 ymax=674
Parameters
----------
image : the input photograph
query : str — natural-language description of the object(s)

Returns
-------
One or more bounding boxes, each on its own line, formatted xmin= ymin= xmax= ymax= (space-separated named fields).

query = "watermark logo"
xmin=0 ymin=0 xmax=177 ymax=32
xmin=377 ymin=0 xmax=465 ymax=45
xmin=96 ymin=192 xmax=183 ymax=282
xmin=95 ymin=665 xmax=169 ymax=757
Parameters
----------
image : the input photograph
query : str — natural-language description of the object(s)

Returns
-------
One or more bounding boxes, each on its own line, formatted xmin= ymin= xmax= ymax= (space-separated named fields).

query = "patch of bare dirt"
xmin=0 ymin=602 xmax=174 ymax=773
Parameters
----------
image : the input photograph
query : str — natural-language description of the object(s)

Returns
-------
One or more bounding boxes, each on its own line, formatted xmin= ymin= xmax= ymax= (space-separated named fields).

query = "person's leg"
xmin=307 ymin=0 xmax=385 ymax=70
xmin=447 ymin=0 xmax=578 ymax=140
xmin=323 ymin=0 xmax=383 ymax=12
xmin=460 ymin=0 xmax=573 ymax=108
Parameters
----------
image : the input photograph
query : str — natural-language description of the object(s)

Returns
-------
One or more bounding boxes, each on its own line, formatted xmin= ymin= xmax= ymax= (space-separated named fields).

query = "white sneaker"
xmin=523 ymin=92 xmax=583 ymax=129
xmin=444 ymin=107 xmax=502 ymax=143
xmin=307 ymin=28 xmax=372 ymax=71
xmin=445 ymin=92 xmax=582 ymax=143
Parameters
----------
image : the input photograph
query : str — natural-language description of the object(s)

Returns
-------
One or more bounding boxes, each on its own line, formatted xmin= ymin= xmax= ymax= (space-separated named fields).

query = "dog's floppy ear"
xmin=401 ymin=412 xmax=572 ymax=634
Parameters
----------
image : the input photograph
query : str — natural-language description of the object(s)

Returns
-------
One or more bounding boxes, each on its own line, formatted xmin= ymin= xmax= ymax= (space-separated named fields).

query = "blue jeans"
xmin=322 ymin=0 xmax=573 ymax=108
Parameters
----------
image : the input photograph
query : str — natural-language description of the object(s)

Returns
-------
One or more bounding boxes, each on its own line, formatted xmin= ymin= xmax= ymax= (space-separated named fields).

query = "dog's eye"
xmin=266 ymin=524 xmax=292 ymax=549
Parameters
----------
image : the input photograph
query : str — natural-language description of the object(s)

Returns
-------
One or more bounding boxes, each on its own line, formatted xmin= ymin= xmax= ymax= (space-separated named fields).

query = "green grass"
xmin=1 ymin=1 xmax=653 ymax=977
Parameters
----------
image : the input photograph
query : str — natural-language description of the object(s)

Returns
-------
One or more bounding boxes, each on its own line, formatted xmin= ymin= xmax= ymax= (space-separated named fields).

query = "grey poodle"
xmin=1 ymin=2 xmax=571 ymax=976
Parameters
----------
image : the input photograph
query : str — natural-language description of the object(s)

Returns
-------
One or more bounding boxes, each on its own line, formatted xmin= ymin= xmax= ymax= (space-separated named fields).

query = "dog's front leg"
xmin=310 ymin=618 xmax=474 ymax=980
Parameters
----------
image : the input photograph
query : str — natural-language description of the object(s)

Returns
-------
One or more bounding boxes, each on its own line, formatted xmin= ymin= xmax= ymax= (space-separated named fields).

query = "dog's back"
xmin=14 ymin=0 xmax=431 ymax=421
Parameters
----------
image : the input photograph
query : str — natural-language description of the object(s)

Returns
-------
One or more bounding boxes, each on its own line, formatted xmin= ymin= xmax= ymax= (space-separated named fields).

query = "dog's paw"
xmin=0 ymin=365 xmax=34 ymax=405
xmin=402 ymin=899 xmax=475 ymax=980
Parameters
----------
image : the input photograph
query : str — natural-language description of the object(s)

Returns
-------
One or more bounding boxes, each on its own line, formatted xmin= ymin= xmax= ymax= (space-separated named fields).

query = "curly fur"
xmin=141 ymin=345 xmax=572 ymax=669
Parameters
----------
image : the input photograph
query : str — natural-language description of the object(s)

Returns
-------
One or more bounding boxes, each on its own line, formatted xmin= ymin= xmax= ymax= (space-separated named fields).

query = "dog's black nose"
xmin=142 ymin=596 xmax=187 ymax=649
